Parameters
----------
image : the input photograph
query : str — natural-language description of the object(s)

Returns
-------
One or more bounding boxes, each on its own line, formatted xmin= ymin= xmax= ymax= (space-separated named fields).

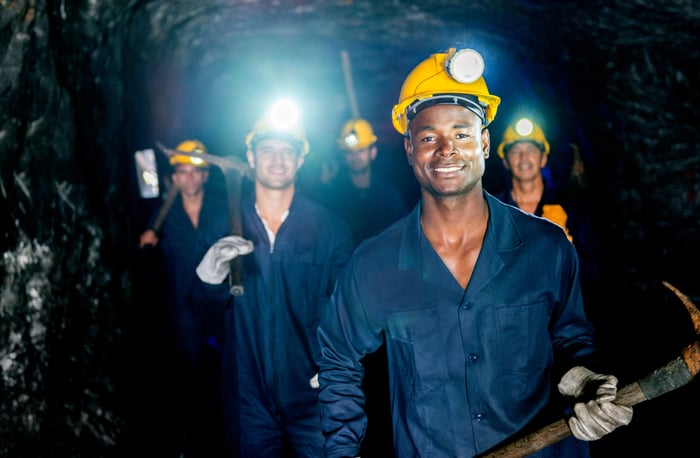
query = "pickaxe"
xmin=156 ymin=141 xmax=252 ymax=296
xmin=478 ymin=281 xmax=700 ymax=458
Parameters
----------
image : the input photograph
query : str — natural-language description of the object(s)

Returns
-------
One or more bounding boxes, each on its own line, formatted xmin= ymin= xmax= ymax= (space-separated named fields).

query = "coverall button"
xmin=467 ymin=353 xmax=478 ymax=362
xmin=474 ymin=413 xmax=484 ymax=421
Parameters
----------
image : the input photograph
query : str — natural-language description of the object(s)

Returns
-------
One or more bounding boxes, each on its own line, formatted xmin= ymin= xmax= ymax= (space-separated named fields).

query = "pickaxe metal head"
xmin=662 ymin=281 xmax=700 ymax=335
xmin=662 ymin=281 xmax=700 ymax=381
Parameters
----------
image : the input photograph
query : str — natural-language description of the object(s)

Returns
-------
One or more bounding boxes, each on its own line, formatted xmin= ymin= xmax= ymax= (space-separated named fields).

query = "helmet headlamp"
xmin=268 ymin=99 xmax=300 ymax=131
xmin=170 ymin=139 xmax=210 ymax=167
xmin=515 ymin=118 xmax=535 ymax=136
xmin=343 ymin=132 xmax=360 ymax=148
xmin=497 ymin=117 xmax=551 ymax=158
xmin=246 ymin=98 xmax=310 ymax=156
xmin=447 ymin=49 xmax=485 ymax=84
xmin=337 ymin=118 xmax=377 ymax=150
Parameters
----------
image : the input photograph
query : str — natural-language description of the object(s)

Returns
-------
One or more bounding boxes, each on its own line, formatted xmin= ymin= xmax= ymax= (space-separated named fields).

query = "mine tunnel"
xmin=1 ymin=1 xmax=699 ymax=456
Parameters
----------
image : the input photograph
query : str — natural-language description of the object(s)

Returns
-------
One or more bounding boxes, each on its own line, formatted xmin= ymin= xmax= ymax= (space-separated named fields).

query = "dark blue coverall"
xmin=316 ymin=172 xmax=410 ymax=456
xmin=147 ymin=190 xmax=229 ymax=455
xmin=318 ymin=173 xmax=409 ymax=245
xmin=317 ymin=192 xmax=599 ymax=458
xmin=192 ymin=193 xmax=354 ymax=457
xmin=154 ymin=192 xmax=230 ymax=357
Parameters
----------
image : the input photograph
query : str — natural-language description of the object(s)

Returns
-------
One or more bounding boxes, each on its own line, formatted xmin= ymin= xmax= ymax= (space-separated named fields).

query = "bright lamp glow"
xmin=268 ymin=99 xmax=300 ymax=130
xmin=447 ymin=49 xmax=485 ymax=84
xmin=515 ymin=118 xmax=534 ymax=136
xmin=343 ymin=132 xmax=359 ymax=148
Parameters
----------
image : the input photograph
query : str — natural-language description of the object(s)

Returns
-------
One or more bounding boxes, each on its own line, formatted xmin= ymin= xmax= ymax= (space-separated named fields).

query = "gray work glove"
xmin=558 ymin=366 xmax=633 ymax=441
xmin=196 ymin=235 xmax=254 ymax=284
xmin=309 ymin=373 xmax=319 ymax=389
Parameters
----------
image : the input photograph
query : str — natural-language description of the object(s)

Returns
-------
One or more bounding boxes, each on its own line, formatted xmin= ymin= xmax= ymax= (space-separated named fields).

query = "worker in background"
xmin=494 ymin=118 xmax=573 ymax=242
xmin=190 ymin=100 xmax=355 ymax=457
xmin=139 ymin=139 xmax=229 ymax=457
xmin=316 ymin=47 xmax=632 ymax=458
xmin=495 ymin=121 xmax=601 ymax=307
xmin=318 ymin=118 xmax=409 ymax=245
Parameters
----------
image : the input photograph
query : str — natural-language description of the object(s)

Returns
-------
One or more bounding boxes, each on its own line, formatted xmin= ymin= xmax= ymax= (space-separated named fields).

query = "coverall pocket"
xmin=386 ymin=307 xmax=447 ymax=387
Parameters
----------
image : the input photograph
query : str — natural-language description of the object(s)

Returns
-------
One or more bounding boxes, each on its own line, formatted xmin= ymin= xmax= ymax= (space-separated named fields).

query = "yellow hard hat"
xmin=169 ymin=139 xmax=209 ymax=167
xmin=497 ymin=118 xmax=550 ymax=159
xmin=337 ymin=118 xmax=377 ymax=150
xmin=245 ymin=99 xmax=310 ymax=156
xmin=392 ymin=48 xmax=501 ymax=135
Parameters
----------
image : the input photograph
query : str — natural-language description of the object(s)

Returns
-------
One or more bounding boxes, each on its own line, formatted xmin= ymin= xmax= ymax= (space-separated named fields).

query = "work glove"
xmin=558 ymin=366 xmax=633 ymax=441
xmin=309 ymin=373 xmax=319 ymax=389
xmin=196 ymin=235 xmax=254 ymax=284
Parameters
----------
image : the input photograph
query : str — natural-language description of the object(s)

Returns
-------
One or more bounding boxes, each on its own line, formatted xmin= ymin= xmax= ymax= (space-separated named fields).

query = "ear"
xmin=404 ymin=136 xmax=414 ymax=166
xmin=246 ymin=150 xmax=255 ymax=168
xmin=540 ymin=152 xmax=549 ymax=168
xmin=202 ymin=169 xmax=210 ymax=183
xmin=296 ymin=154 xmax=305 ymax=170
xmin=369 ymin=145 xmax=378 ymax=161
xmin=481 ymin=128 xmax=491 ymax=159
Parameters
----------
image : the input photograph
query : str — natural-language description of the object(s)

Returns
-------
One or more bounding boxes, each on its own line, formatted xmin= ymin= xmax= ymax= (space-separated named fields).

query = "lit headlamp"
xmin=515 ymin=118 xmax=534 ymax=136
xmin=446 ymin=48 xmax=485 ymax=84
xmin=268 ymin=99 xmax=300 ymax=131
xmin=342 ymin=131 xmax=359 ymax=148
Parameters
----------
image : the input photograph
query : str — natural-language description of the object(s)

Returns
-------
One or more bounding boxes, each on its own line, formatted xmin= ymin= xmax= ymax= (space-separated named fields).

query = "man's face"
xmin=502 ymin=141 xmax=547 ymax=182
xmin=404 ymin=104 xmax=489 ymax=197
xmin=247 ymin=138 xmax=304 ymax=190
xmin=171 ymin=164 xmax=208 ymax=197
xmin=342 ymin=145 xmax=376 ymax=174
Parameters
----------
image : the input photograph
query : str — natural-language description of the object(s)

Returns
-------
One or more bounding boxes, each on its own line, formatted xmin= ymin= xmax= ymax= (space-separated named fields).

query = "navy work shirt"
xmin=193 ymin=192 xmax=354 ymax=454
xmin=317 ymin=192 xmax=598 ymax=458
xmin=154 ymin=191 xmax=229 ymax=341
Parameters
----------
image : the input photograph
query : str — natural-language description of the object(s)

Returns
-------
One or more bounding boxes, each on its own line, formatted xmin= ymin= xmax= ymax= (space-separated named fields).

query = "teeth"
xmin=434 ymin=166 xmax=462 ymax=172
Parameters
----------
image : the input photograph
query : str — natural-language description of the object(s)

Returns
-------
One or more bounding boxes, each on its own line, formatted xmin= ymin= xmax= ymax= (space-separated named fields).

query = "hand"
xmin=139 ymin=229 xmax=158 ymax=248
xmin=558 ymin=366 xmax=633 ymax=441
xmin=196 ymin=235 xmax=254 ymax=284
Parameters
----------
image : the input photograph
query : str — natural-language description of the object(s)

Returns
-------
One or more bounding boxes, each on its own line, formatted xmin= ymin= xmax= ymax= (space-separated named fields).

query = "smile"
xmin=433 ymin=165 xmax=463 ymax=173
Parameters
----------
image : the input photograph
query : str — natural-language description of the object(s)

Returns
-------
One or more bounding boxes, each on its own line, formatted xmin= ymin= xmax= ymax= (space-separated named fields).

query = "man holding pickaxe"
xmin=189 ymin=100 xmax=355 ymax=457
xmin=316 ymin=47 xmax=633 ymax=458
xmin=138 ymin=139 xmax=230 ymax=456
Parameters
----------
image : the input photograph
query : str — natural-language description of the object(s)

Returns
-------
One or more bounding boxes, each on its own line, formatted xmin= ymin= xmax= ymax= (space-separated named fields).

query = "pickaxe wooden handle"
xmin=149 ymin=184 xmax=179 ymax=233
xmin=478 ymin=281 xmax=700 ymax=458
xmin=156 ymin=141 xmax=252 ymax=296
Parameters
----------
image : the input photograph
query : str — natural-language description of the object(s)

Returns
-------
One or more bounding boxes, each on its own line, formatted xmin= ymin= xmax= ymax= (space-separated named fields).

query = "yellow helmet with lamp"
xmin=170 ymin=139 xmax=209 ymax=167
xmin=392 ymin=48 xmax=501 ymax=135
xmin=497 ymin=118 xmax=551 ymax=159
xmin=337 ymin=118 xmax=377 ymax=150
xmin=245 ymin=99 xmax=310 ymax=156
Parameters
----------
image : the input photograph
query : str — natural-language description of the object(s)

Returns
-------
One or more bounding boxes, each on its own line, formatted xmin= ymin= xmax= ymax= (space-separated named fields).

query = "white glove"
xmin=196 ymin=235 xmax=254 ymax=284
xmin=558 ymin=366 xmax=633 ymax=441
xmin=309 ymin=373 xmax=319 ymax=389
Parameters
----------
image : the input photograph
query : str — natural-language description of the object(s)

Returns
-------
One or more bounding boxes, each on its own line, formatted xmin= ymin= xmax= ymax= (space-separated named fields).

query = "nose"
xmin=436 ymin=138 xmax=456 ymax=156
